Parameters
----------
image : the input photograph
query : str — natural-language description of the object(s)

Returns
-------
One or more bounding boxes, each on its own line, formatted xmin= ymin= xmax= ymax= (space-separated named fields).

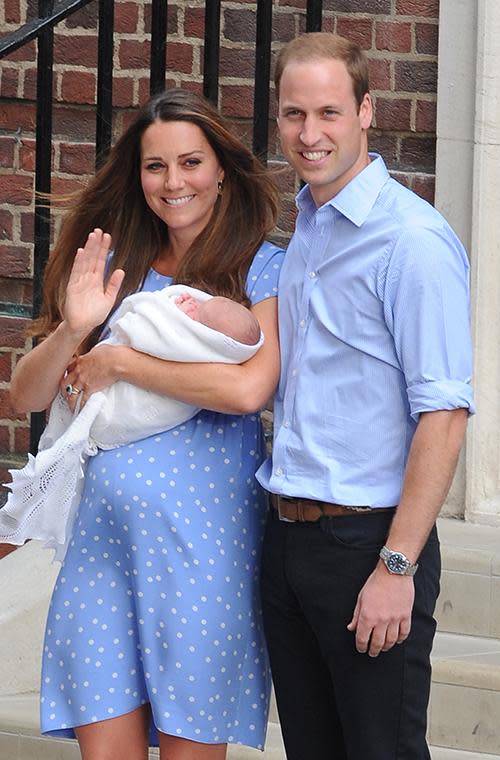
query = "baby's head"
xmin=177 ymin=294 xmax=261 ymax=346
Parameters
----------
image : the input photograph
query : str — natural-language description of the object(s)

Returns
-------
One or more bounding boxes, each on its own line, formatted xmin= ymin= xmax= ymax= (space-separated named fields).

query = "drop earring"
xmin=217 ymin=179 xmax=223 ymax=194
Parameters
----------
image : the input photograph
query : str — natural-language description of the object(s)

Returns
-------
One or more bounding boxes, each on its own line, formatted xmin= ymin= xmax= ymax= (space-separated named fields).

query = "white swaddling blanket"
xmin=0 ymin=285 xmax=263 ymax=560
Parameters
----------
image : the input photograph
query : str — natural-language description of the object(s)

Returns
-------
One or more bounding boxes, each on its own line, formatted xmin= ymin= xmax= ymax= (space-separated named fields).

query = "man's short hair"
xmin=275 ymin=32 xmax=370 ymax=110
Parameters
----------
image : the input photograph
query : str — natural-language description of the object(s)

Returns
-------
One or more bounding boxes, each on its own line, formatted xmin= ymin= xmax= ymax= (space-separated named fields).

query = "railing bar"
xmin=150 ymin=0 xmax=168 ymax=95
xmin=203 ymin=0 xmax=221 ymax=105
xmin=0 ymin=0 xmax=94 ymax=59
xmin=252 ymin=0 xmax=272 ymax=162
xmin=306 ymin=0 xmax=323 ymax=32
xmin=95 ymin=0 xmax=114 ymax=167
xmin=30 ymin=0 xmax=55 ymax=453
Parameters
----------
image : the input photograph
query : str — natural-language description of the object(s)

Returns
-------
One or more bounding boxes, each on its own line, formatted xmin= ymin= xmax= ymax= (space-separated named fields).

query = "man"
xmin=257 ymin=33 xmax=474 ymax=760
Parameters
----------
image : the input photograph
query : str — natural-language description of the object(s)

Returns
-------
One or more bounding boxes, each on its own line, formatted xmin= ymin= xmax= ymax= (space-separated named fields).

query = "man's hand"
xmin=347 ymin=562 xmax=415 ymax=657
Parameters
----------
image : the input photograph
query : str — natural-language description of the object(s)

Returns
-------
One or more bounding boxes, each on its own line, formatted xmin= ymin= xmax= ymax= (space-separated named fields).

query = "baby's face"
xmin=176 ymin=294 xmax=201 ymax=321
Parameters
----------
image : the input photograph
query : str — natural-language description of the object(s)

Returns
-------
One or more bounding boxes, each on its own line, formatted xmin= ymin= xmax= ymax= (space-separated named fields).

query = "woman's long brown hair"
xmin=32 ymin=89 xmax=280 ymax=347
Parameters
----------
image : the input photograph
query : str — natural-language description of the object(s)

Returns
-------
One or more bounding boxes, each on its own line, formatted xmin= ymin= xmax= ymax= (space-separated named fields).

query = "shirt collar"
xmin=296 ymin=153 xmax=390 ymax=227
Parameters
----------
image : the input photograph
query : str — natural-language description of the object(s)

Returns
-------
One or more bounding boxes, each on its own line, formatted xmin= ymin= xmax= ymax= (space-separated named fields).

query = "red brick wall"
xmin=0 ymin=0 xmax=440 ymax=467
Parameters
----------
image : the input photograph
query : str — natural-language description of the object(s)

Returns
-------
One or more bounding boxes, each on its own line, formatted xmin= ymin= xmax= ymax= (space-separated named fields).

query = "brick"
xmin=336 ymin=17 xmax=373 ymax=50
xmin=375 ymin=98 xmax=412 ymax=131
xmin=0 ymin=175 xmax=33 ymax=206
xmin=119 ymin=39 xmax=150 ymax=70
xmin=64 ymin=3 xmax=97 ymax=29
xmin=115 ymin=2 xmax=139 ymax=34
xmin=390 ymin=171 xmax=412 ymax=189
xmin=53 ymin=105 xmax=96 ymax=140
xmin=416 ymin=22 xmax=439 ymax=55
xmin=395 ymin=60 xmax=437 ymax=93
xmin=0 ymin=425 xmax=10 ymax=452
xmin=0 ymin=316 xmax=29 ymax=349
xmin=60 ymin=70 xmax=96 ymax=105
xmin=144 ymin=3 xmax=179 ymax=35
xmin=271 ymin=12 xmax=296 ymax=42
xmin=19 ymin=138 xmax=36 ymax=171
xmin=323 ymin=0 xmax=390 ymax=11
xmin=0 ymin=67 xmax=19 ymax=99
xmin=220 ymin=84 xmax=254 ymax=119
xmin=413 ymin=174 xmax=435 ymax=204
xmin=0 ymin=210 xmax=13 ymax=240
xmin=0 ymin=389 xmax=25 ymax=420
xmin=224 ymin=9 xmax=256 ymax=42
xmin=2 ymin=39 xmax=36 ymax=62
xmin=376 ymin=21 xmax=412 ymax=53
xmin=0 ymin=353 xmax=12 ymax=384
xmin=219 ymin=48 xmax=255 ymax=79
xmin=166 ymin=42 xmax=195 ymax=75
xmin=52 ymin=177 xmax=89 ymax=196
xmin=14 ymin=425 xmax=30 ymax=454
xmin=59 ymin=141 xmax=95 ymax=175
xmin=400 ymin=136 xmax=436 ymax=172
xmin=0 ymin=245 xmax=31 ymax=278
xmin=279 ymin=0 xmax=306 ymax=7
xmin=4 ymin=0 xmax=21 ymax=23
xmin=54 ymin=34 xmax=98 ymax=67
xmin=277 ymin=197 xmax=298 ymax=237
xmin=0 ymin=279 xmax=29 ymax=304
xmin=368 ymin=58 xmax=391 ymax=91
xmin=396 ymin=0 xmax=439 ymax=18
xmin=368 ymin=132 xmax=399 ymax=165
xmin=416 ymin=99 xmax=436 ymax=133
xmin=20 ymin=212 xmax=34 ymax=243
xmin=0 ymin=102 xmax=36 ymax=132
xmin=0 ymin=137 xmax=15 ymax=168
xmin=184 ymin=7 xmax=205 ymax=38
xmin=22 ymin=67 xmax=37 ymax=100
xmin=113 ymin=76 xmax=136 ymax=108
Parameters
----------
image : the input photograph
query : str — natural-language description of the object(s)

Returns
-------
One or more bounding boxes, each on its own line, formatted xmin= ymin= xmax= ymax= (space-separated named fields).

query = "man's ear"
xmin=359 ymin=93 xmax=373 ymax=130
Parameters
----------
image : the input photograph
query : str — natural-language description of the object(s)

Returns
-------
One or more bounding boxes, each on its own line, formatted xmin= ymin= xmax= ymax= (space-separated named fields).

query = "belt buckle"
xmin=276 ymin=495 xmax=296 ymax=523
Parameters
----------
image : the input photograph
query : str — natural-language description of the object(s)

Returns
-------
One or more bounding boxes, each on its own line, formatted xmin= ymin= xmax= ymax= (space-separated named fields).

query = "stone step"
xmin=437 ymin=518 xmax=500 ymax=638
xmin=429 ymin=632 xmax=500 ymax=756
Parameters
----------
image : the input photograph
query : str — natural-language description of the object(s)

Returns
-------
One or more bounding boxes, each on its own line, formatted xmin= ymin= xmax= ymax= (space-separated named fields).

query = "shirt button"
xmin=308 ymin=271 xmax=316 ymax=279
xmin=299 ymin=319 xmax=306 ymax=327
xmin=291 ymin=369 xmax=297 ymax=377
xmin=283 ymin=421 xmax=290 ymax=428
xmin=275 ymin=467 xmax=283 ymax=476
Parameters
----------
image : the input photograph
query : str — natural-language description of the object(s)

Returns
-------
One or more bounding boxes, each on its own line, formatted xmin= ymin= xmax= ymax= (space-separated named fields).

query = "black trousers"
xmin=261 ymin=508 xmax=440 ymax=760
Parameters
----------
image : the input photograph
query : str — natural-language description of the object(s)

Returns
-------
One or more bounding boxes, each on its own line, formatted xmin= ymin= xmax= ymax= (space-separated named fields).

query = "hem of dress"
xmin=41 ymin=702 xmax=267 ymax=751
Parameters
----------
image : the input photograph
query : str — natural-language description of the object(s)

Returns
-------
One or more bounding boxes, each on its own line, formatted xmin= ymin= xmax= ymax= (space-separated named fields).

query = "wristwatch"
xmin=379 ymin=546 xmax=418 ymax=576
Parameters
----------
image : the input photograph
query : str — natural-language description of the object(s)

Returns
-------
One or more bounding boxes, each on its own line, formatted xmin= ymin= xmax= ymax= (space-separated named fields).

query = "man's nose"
xmin=299 ymin=116 xmax=322 ymax=146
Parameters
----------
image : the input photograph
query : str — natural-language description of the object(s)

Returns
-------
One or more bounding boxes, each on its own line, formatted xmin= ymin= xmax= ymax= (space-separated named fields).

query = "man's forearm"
xmin=383 ymin=408 xmax=469 ymax=563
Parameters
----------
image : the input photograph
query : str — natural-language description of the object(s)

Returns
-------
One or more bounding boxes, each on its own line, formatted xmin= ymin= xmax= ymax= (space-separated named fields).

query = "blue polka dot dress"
xmin=40 ymin=242 xmax=284 ymax=749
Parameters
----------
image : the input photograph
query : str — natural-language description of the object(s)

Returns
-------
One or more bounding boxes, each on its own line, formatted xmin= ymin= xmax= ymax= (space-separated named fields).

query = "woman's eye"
xmin=184 ymin=158 xmax=201 ymax=168
xmin=145 ymin=162 xmax=163 ymax=171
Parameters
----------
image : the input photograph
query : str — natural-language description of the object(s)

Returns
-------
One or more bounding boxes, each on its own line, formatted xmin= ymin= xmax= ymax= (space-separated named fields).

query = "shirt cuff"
xmin=407 ymin=380 xmax=476 ymax=422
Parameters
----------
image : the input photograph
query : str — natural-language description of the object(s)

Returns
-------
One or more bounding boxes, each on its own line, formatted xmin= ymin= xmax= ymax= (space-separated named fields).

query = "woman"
xmin=10 ymin=89 xmax=283 ymax=760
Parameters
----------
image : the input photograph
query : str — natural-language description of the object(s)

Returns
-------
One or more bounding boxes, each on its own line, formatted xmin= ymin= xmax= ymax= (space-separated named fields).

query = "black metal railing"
xmin=0 ymin=0 xmax=323 ymax=450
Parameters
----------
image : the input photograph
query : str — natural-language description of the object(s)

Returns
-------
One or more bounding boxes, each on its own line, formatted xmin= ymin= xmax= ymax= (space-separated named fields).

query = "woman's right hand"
xmin=63 ymin=228 xmax=125 ymax=336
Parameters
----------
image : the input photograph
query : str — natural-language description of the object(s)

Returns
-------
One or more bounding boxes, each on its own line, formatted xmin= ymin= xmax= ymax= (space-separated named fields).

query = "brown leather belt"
xmin=270 ymin=494 xmax=395 ymax=522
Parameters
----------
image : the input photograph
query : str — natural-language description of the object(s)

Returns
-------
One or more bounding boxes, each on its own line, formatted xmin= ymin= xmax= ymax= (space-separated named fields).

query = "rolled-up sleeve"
xmin=383 ymin=222 xmax=475 ymax=421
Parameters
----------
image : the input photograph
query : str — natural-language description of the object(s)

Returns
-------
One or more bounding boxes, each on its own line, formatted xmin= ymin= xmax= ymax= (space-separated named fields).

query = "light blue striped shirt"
xmin=257 ymin=155 xmax=475 ymax=507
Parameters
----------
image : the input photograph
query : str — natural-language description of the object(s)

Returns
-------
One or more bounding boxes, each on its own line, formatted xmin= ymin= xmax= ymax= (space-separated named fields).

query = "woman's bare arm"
xmin=10 ymin=230 xmax=124 ymax=414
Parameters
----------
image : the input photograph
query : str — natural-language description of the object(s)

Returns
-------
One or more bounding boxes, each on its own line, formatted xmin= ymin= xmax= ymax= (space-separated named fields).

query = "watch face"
xmin=387 ymin=552 xmax=408 ymax=574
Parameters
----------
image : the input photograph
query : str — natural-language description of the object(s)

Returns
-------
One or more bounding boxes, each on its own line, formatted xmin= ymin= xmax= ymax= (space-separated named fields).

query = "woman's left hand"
xmin=61 ymin=343 xmax=125 ymax=411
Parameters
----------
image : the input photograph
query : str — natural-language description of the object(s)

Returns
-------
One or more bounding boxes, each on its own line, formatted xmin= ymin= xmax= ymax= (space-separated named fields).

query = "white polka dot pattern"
xmin=40 ymin=242 xmax=285 ymax=749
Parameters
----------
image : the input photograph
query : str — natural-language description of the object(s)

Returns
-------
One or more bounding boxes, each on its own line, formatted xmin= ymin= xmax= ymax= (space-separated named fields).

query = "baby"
xmin=176 ymin=293 xmax=261 ymax=346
